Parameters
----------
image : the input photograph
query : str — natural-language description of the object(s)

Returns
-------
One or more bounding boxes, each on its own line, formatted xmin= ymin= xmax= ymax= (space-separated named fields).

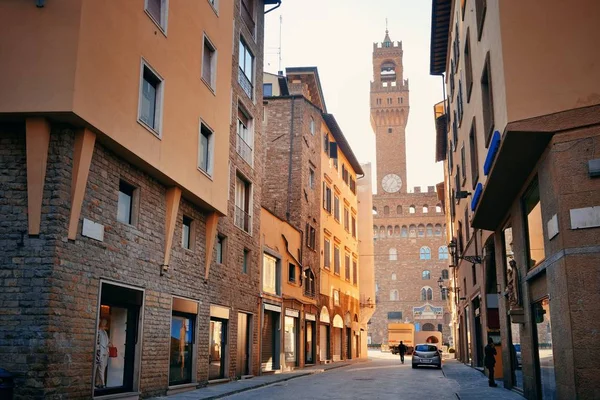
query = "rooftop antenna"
xmin=278 ymin=15 xmax=283 ymax=72
xmin=385 ymin=17 xmax=388 ymax=34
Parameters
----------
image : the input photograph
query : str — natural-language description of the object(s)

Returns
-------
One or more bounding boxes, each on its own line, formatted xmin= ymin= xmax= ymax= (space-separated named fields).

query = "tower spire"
xmin=383 ymin=19 xmax=392 ymax=45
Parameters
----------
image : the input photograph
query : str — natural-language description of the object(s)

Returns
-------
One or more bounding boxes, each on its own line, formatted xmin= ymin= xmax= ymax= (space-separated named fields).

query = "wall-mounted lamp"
xmin=447 ymin=238 xmax=482 ymax=265
xmin=455 ymin=190 xmax=472 ymax=200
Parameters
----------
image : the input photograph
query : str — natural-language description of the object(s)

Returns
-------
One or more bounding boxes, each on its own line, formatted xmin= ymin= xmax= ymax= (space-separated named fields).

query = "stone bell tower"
xmin=370 ymin=30 xmax=410 ymax=195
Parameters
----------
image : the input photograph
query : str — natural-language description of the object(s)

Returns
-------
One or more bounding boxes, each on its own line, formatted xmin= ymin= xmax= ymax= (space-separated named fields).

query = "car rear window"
xmin=415 ymin=345 xmax=438 ymax=352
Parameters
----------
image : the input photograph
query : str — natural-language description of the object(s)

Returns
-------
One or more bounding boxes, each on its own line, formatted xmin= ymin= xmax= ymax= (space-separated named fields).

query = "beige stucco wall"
xmin=500 ymin=0 xmax=600 ymax=124
xmin=0 ymin=0 xmax=234 ymax=214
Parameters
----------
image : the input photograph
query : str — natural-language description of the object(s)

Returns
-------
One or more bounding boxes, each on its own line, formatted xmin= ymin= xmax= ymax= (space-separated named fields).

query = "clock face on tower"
xmin=382 ymin=174 xmax=402 ymax=193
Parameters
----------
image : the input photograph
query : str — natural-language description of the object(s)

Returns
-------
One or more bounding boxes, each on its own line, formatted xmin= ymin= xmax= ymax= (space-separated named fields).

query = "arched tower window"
xmin=391 ymin=273 xmax=397 ymax=280
xmin=394 ymin=225 xmax=400 ymax=236
xmin=423 ymin=204 xmax=429 ymax=213
xmin=409 ymin=205 xmax=416 ymax=214
xmin=441 ymin=269 xmax=449 ymax=280
xmin=397 ymin=205 xmax=402 ymax=215
xmin=422 ymin=270 xmax=431 ymax=280
xmin=409 ymin=224 xmax=417 ymax=238
xmin=387 ymin=225 xmax=393 ymax=237
xmin=389 ymin=248 xmax=397 ymax=261
xmin=434 ymin=224 xmax=442 ymax=236
xmin=373 ymin=225 xmax=378 ymax=238
xmin=401 ymin=225 xmax=408 ymax=237
xmin=418 ymin=224 xmax=425 ymax=237
xmin=426 ymin=224 xmax=433 ymax=237
xmin=373 ymin=206 xmax=378 ymax=215
xmin=419 ymin=246 xmax=431 ymax=260
xmin=420 ymin=287 xmax=433 ymax=301
xmin=422 ymin=323 xmax=435 ymax=331
xmin=436 ymin=203 xmax=442 ymax=213
xmin=379 ymin=226 xmax=385 ymax=237
xmin=390 ymin=290 xmax=399 ymax=301
xmin=439 ymin=246 xmax=449 ymax=260
xmin=384 ymin=206 xmax=390 ymax=215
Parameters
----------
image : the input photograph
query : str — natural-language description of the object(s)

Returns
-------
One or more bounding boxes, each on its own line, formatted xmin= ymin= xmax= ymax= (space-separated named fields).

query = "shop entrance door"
xmin=319 ymin=324 xmax=330 ymax=361
xmin=346 ymin=328 xmax=352 ymax=359
xmin=236 ymin=313 xmax=250 ymax=377
xmin=209 ymin=318 xmax=227 ymax=380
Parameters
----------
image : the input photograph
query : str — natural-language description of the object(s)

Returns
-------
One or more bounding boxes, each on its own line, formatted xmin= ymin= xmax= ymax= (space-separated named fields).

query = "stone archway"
xmin=426 ymin=336 xmax=439 ymax=344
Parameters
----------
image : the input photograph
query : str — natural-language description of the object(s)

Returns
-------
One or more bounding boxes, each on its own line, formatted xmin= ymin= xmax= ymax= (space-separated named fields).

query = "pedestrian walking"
xmin=484 ymin=337 xmax=498 ymax=387
xmin=398 ymin=341 xmax=407 ymax=364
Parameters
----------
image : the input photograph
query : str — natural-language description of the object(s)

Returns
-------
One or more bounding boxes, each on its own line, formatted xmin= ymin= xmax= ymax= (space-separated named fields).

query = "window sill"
xmin=201 ymin=77 xmax=217 ymax=96
xmin=137 ymin=119 xmax=161 ymax=139
xmin=144 ymin=10 xmax=167 ymax=37
xmin=197 ymin=167 xmax=213 ymax=180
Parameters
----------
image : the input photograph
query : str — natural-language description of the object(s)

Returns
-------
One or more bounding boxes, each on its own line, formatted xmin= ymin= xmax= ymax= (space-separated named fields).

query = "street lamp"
xmin=437 ymin=276 xmax=444 ymax=290
xmin=448 ymin=239 xmax=457 ymax=266
xmin=447 ymin=238 xmax=482 ymax=265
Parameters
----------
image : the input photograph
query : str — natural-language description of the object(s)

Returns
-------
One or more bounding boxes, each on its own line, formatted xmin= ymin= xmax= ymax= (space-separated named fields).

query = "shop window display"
xmin=94 ymin=283 xmax=142 ymax=396
xmin=284 ymin=316 xmax=297 ymax=363
xmin=534 ymin=298 xmax=555 ymax=399
xmin=169 ymin=298 xmax=198 ymax=386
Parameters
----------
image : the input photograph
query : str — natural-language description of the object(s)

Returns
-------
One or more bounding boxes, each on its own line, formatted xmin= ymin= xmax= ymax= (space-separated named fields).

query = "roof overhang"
xmin=471 ymin=131 xmax=552 ymax=230
xmin=430 ymin=0 xmax=452 ymax=75
xmin=322 ymin=113 xmax=364 ymax=176
xmin=434 ymin=100 xmax=447 ymax=162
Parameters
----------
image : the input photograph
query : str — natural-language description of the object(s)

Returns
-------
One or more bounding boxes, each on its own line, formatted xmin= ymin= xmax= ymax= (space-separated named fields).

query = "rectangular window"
xmin=344 ymin=206 xmax=350 ymax=232
xmin=216 ymin=235 xmax=226 ymax=264
xmin=464 ymin=29 xmax=473 ymax=102
xmin=263 ymin=83 xmax=272 ymax=96
xmin=138 ymin=62 xmax=163 ymax=135
xmin=117 ymin=180 xmax=136 ymax=225
xmin=475 ymin=0 xmax=487 ymax=40
xmin=324 ymin=238 xmax=331 ymax=269
xmin=481 ymin=52 xmax=494 ymax=146
xmin=334 ymin=245 xmax=340 ymax=275
xmin=523 ymin=178 xmax=545 ymax=269
xmin=344 ymin=253 xmax=350 ymax=281
xmin=234 ymin=175 xmax=252 ymax=233
xmin=465 ymin=207 xmax=470 ymax=242
xmin=352 ymin=258 xmax=358 ymax=285
xmin=145 ymin=0 xmax=168 ymax=32
xmin=469 ymin=118 xmax=479 ymax=188
xmin=472 ymin=263 xmax=477 ymax=286
xmin=334 ymin=195 xmax=340 ymax=221
xmin=387 ymin=312 xmax=402 ymax=320
xmin=452 ymin=111 xmax=458 ymax=149
xmin=309 ymin=167 xmax=315 ymax=189
xmin=198 ymin=122 xmax=213 ymax=175
xmin=202 ymin=36 xmax=217 ymax=89
xmin=349 ymin=177 xmax=356 ymax=194
xmin=238 ymin=39 xmax=254 ymax=99
xmin=237 ymin=107 xmax=254 ymax=165
xmin=323 ymin=183 xmax=332 ymax=213
xmin=351 ymin=214 xmax=357 ymax=238
xmin=94 ymin=282 xmax=143 ymax=396
xmin=241 ymin=0 xmax=255 ymax=35
xmin=262 ymin=253 xmax=280 ymax=295
xmin=323 ymin=133 xmax=329 ymax=154
xmin=288 ymin=263 xmax=296 ymax=283
xmin=182 ymin=216 xmax=192 ymax=250
xmin=306 ymin=224 xmax=316 ymax=250
xmin=461 ymin=145 xmax=466 ymax=183
xmin=242 ymin=249 xmax=249 ymax=274
xmin=310 ymin=117 xmax=315 ymax=135
xmin=458 ymin=221 xmax=464 ymax=255
xmin=342 ymin=165 xmax=348 ymax=184
xmin=169 ymin=297 xmax=197 ymax=386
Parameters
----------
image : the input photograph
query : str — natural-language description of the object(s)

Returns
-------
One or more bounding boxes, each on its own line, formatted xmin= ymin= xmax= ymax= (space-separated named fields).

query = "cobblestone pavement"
xmin=151 ymin=351 xmax=525 ymax=400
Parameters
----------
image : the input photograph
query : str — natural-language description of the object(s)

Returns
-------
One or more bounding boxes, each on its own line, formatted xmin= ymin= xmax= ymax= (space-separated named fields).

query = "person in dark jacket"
xmin=398 ymin=341 xmax=407 ymax=364
xmin=484 ymin=337 xmax=498 ymax=387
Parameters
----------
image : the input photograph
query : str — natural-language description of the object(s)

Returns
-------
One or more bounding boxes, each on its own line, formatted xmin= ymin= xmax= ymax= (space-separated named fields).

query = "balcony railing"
xmin=234 ymin=206 xmax=252 ymax=233
xmin=238 ymin=69 xmax=253 ymax=99
xmin=236 ymin=134 xmax=253 ymax=165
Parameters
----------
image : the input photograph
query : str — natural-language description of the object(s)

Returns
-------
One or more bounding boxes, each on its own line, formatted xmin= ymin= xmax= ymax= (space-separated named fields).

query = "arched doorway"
xmin=332 ymin=314 xmax=343 ymax=361
xmin=319 ymin=306 xmax=330 ymax=362
xmin=423 ymin=323 xmax=435 ymax=331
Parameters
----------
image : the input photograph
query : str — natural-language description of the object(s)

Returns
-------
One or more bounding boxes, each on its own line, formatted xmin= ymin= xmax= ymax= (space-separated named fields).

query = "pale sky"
xmin=264 ymin=0 xmax=444 ymax=192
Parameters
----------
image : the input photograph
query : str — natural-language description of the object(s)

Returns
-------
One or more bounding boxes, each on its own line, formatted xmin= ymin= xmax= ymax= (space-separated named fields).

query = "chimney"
xmin=414 ymin=186 xmax=421 ymax=193
xmin=427 ymin=186 xmax=435 ymax=193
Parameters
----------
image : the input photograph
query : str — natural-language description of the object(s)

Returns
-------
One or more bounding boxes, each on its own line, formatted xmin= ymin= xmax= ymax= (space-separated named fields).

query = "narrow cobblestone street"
xmin=153 ymin=351 xmax=525 ymax=400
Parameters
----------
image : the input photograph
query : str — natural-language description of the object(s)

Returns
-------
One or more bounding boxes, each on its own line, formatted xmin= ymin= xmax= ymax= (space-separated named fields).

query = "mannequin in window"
xmin=94 ymin=319 xmax=110 ymax=388
xmin=178 ymin=321 xmax=187 ymax=379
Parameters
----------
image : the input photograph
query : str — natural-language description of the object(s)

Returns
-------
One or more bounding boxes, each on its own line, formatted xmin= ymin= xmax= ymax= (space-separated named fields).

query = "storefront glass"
xmin=94 ymin=283 xmax=142 ymax=396
xmin=284 ymin=316 xmax=297 ymax=363
xmin=209 ymin=318 xmax=227 ymax=380
xmin=169 ymin=298 xmax=197 ymax=386
xmin=464 ymin=307 xmax=471 ymax=364
xmin=534 ymin=298 xmax=556 ymax=399
xmin=305 ymin=322 xmax=314 ymax=363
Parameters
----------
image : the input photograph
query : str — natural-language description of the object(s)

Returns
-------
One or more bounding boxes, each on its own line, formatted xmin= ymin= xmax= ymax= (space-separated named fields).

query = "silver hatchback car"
xmin=412 ymin=344 xmax=442 ymax=369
